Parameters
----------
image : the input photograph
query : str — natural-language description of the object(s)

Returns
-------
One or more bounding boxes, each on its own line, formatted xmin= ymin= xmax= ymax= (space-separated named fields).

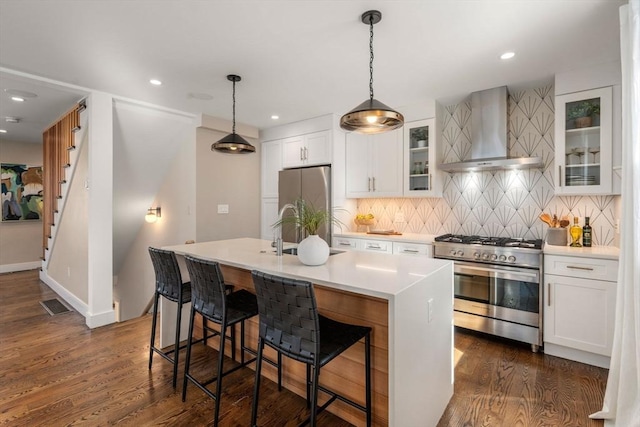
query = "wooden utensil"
xmin=539 ymin=213 xmax=553 ymax=226
xmin=559 ymin=219 xmax=570 ymax=228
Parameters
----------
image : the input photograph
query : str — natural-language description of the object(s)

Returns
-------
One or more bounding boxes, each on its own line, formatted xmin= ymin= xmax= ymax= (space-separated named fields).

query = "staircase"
xmin=41 ymin=103 xmax=85 ymax=270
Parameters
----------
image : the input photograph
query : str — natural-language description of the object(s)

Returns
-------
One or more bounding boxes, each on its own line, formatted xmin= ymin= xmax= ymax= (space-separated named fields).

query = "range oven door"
xmin=453 ymin=261 xmax=540 ymax=328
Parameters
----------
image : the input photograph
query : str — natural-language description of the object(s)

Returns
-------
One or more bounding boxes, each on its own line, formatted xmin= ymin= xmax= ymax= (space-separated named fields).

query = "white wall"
xmin=195 ymin=127 xmax=261 ymax=242
xmin=0 ymin=139 xmax=43 ymax=272
xmin=114 ymin=126 xmax=196 ymax=321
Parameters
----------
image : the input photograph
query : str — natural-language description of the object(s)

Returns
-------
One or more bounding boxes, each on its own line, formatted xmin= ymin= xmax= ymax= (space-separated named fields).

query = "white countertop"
xmin=335 ymin=231 xmax=437 ymax=244
xmin=163 ymin=237 xmax=452 ymax=300
xmin=543 ymin=244 xmax=620 ymax=260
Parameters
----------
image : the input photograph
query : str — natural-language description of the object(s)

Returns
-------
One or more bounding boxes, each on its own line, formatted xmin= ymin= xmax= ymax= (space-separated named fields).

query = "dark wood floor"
xmin=0 ymin=270 xmax=608 ymax=426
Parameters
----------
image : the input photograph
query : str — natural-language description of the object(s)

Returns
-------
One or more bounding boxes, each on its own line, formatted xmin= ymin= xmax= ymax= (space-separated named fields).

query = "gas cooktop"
xmin=434 ymin=234 xmax=543 ymax=250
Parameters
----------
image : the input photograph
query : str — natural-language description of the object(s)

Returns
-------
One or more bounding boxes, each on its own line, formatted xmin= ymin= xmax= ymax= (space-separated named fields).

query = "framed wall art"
xmin=1 ymin=163 xmax=43 ymax=221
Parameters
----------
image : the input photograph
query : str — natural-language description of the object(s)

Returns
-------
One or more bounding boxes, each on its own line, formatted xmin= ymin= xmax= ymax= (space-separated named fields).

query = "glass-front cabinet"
xmin=403 ymin=118 xmax=441 ymax=197
xmin=554 ymin=87 xmax=612 ymax=195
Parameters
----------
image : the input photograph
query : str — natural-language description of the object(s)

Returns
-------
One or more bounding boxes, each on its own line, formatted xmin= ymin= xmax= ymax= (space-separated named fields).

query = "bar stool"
xmin=148 ymin=247 xmax=231 ymax=388
xmin=182 ymin=255 xmax=281 ymax=427
xmin=250 ymin=270 xmax=372 ymax=427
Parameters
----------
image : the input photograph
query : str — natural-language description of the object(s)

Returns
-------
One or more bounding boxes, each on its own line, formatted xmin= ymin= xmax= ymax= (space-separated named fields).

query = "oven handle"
xmin=455 ymin=264 xmax=539 ymax=283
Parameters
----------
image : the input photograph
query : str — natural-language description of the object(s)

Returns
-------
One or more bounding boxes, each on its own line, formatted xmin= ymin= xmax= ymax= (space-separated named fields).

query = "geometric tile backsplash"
xmin=356 ymin=85 xmax=620 ymax=246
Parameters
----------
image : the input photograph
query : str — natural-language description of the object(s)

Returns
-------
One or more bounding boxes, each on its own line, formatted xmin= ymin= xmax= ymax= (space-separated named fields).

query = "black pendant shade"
xmin=340 ymin=10 xmax=404 ymax=134
xmin=212 ymin=74 xmax=255 ymax=154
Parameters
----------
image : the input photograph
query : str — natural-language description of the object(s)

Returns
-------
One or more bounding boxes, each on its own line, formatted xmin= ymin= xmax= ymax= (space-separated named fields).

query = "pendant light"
xmin=212 ymin=74 xmax=255 ymax=153
xmin=340 ymin=10 xmax=403 ymax=134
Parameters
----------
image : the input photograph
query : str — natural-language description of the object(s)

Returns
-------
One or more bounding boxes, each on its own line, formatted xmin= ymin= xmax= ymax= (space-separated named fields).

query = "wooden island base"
xmin=164 ymin=238 xmax=453 ymax=427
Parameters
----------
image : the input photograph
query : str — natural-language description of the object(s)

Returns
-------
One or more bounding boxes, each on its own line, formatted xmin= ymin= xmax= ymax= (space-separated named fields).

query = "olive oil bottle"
xmin=570 ymin=216 xmax=582 ymax=247
xmin=582 ymin=216 xmax=592 ymax=247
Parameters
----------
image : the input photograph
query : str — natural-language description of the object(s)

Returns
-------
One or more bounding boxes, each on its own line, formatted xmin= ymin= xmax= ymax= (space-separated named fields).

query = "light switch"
xmin=217 ymin=204 xmax=229 ymax=214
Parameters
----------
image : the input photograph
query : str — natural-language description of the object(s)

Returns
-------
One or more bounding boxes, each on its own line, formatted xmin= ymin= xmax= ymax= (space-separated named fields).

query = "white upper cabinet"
xmin=261 ymin=140 xmax=282 ymax=198
xmin=282 ymin=130 xmax=331 ymax=168
xmin=345 ymin=129 xmax=403 ymax=198
xmin=554 ymin=87 xmax=613 ymax=195
xmin=403 ymin=118 xmax=441 ymax=197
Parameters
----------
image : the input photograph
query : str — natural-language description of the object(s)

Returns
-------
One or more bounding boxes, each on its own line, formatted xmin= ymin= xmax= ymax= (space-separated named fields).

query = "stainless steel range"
xmin=433 ymin=234 xmax=543 ymax=352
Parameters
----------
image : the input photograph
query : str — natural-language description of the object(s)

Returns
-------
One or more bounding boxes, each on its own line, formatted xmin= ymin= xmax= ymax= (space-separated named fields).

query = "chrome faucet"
xmin=275 ymin=203 xmax=298 ymax=256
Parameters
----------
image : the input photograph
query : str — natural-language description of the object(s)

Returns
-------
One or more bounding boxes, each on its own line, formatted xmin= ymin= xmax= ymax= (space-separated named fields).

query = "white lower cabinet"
xmin=393 ymin=241 xmax=432 ymax=257
xmin=333 ymin=236 xmax=359 ymax=250
xmin=543 ymin=254 xmax=617 ymax=368
xmin=332 ymin=236 xmax=432 ymax=257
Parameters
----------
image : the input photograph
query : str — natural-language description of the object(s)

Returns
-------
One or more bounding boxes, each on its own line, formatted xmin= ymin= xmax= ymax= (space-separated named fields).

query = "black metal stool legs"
xmin=148 ymin=292 xmax=160 ymax=370
xmin=250 ymin=338 xmax=265 ymax=427
xmin=365 ymin=332 xmax=372 ymax=427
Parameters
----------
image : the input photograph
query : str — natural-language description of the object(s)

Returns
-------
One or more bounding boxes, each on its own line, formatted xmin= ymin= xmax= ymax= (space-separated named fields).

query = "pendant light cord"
xmin=369 ymin=15 xmax=374 ymax=101
xmin=232 ymin=79 xmax=237 ymax=134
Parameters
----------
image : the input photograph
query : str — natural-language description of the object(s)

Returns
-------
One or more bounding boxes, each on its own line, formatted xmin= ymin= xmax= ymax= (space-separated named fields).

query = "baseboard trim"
xmin=0 ymin=261 xmax=42 ymax=274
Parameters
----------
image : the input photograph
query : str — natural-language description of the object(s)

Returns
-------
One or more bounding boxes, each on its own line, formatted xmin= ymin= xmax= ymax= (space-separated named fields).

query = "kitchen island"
xmin=163 ymin=238 xmax=453 ymax=427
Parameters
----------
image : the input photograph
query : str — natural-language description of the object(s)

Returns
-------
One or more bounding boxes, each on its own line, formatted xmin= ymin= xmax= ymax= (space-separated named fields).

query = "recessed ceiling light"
xmin=500 ymin=52 xmax=515 ymax=60
xmin=271 ymin=115 xmax=279 ymax=120
xmin=149 ymin=79 xmax=162 ymax=86
xmin=0 ymin=129 xmax=7 ymax=133
xmin=11 ymin=96 xmax=25 ymax=102
xmin=4 ymin=89 xmax=37 ymax=98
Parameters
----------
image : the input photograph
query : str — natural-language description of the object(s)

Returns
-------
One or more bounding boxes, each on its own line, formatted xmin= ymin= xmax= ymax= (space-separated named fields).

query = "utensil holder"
xmin=546 ymin=228 xmax=568 ymax=246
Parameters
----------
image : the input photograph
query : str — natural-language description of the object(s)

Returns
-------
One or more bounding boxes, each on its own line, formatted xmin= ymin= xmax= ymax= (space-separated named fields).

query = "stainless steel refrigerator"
xmin=278 ymin=166 xmax=331 ymax=246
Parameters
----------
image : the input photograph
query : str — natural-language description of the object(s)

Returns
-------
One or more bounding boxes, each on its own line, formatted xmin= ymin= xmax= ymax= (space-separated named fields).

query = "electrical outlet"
xmin=394 ymin=212 xmax=405 ymax=223
xmin=615 ymin=219 xmax=620 ymax=233
xmin=217 ymin=204 xmax=229 ymax=214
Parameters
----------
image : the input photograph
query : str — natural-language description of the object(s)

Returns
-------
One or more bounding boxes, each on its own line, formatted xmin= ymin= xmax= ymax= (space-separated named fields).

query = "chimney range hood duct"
xmin=438 ymin=86 xmax=543 ymax=172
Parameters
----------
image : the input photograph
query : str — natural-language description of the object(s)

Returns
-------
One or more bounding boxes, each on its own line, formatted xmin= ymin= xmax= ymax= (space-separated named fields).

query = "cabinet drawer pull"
xmin=367 ymin=244 xmax=382 ymax=249
xmin=566 ymin=265 xmax=594 ymax=271
xmin=547 ymin=283 xmax=551 ymax=306
xmin=558 ymin=165 xmax=562 ymax=187
xmin=338 ymin=242 xmax=352 ymax=246
xmin=402 ymin=249 xmax=419 ymax=253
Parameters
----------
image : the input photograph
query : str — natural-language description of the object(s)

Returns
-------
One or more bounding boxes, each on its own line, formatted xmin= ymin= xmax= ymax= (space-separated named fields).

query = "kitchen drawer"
xmin=544 ymin=255 xmax=618 ymax=281
xmin=393 ymin=242 xmax=431 ymax=256
xmin=359 ymin=239 xmax=393 ymax=254
xmin=332 ymin=237 xmax=358 ymax=250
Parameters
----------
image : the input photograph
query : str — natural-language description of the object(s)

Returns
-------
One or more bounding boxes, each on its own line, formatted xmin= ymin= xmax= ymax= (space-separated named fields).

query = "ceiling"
xmin=0 ymin=0 xmax=626 ymax=143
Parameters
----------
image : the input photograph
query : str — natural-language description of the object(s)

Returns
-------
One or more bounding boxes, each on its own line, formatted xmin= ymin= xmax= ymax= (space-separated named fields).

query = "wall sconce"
xmin=145 ymin=207 xmax=161 ymax=223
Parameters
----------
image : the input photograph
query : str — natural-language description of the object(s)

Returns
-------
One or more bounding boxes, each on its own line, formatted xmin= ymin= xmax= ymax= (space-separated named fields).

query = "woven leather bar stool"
xmin=250 ymin=270 xmax=372 ymax=427
xmin=148 ymin=247 xmax=232 ymax=388
xmin=182 ymin=256 xmax=281 ymax=427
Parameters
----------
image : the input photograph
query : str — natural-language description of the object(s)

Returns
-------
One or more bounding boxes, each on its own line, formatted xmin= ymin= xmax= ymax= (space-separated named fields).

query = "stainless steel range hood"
xmin=439 ymin=86 xmax=543 ymax=172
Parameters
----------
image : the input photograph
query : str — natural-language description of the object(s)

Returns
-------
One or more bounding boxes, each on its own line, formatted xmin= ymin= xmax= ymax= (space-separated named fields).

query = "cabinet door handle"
xmin=547 ymin=283 xmax=551 ymax=306
xmin=304 ymin=147 xmax=308 ymax=160
xmin=429 ymin=174 xmax=432 ymax=190
xmin=558 ymin=165 xmax=562 ymax=187
xmin=368 ymin=177 xmax=372 ymax=192
xmin=566 ymin=265 xmax=594 ymax=271
xmin=372 ymin=177 xmax=376 ymax=191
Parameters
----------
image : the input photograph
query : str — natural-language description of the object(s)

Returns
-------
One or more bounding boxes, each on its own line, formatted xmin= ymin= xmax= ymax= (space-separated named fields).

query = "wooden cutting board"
xmin=367 ymin=230 xmax=403 ymax=236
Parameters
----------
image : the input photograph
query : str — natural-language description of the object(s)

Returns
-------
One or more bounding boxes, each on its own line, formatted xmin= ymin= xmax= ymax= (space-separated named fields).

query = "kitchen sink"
xmin=280 ymin=247 xmax=345 ymax=256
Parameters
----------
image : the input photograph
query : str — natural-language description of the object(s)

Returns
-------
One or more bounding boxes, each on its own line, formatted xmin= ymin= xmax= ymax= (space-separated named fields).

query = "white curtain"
xmin=590 ymin=1 xmax=640 ymax=425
